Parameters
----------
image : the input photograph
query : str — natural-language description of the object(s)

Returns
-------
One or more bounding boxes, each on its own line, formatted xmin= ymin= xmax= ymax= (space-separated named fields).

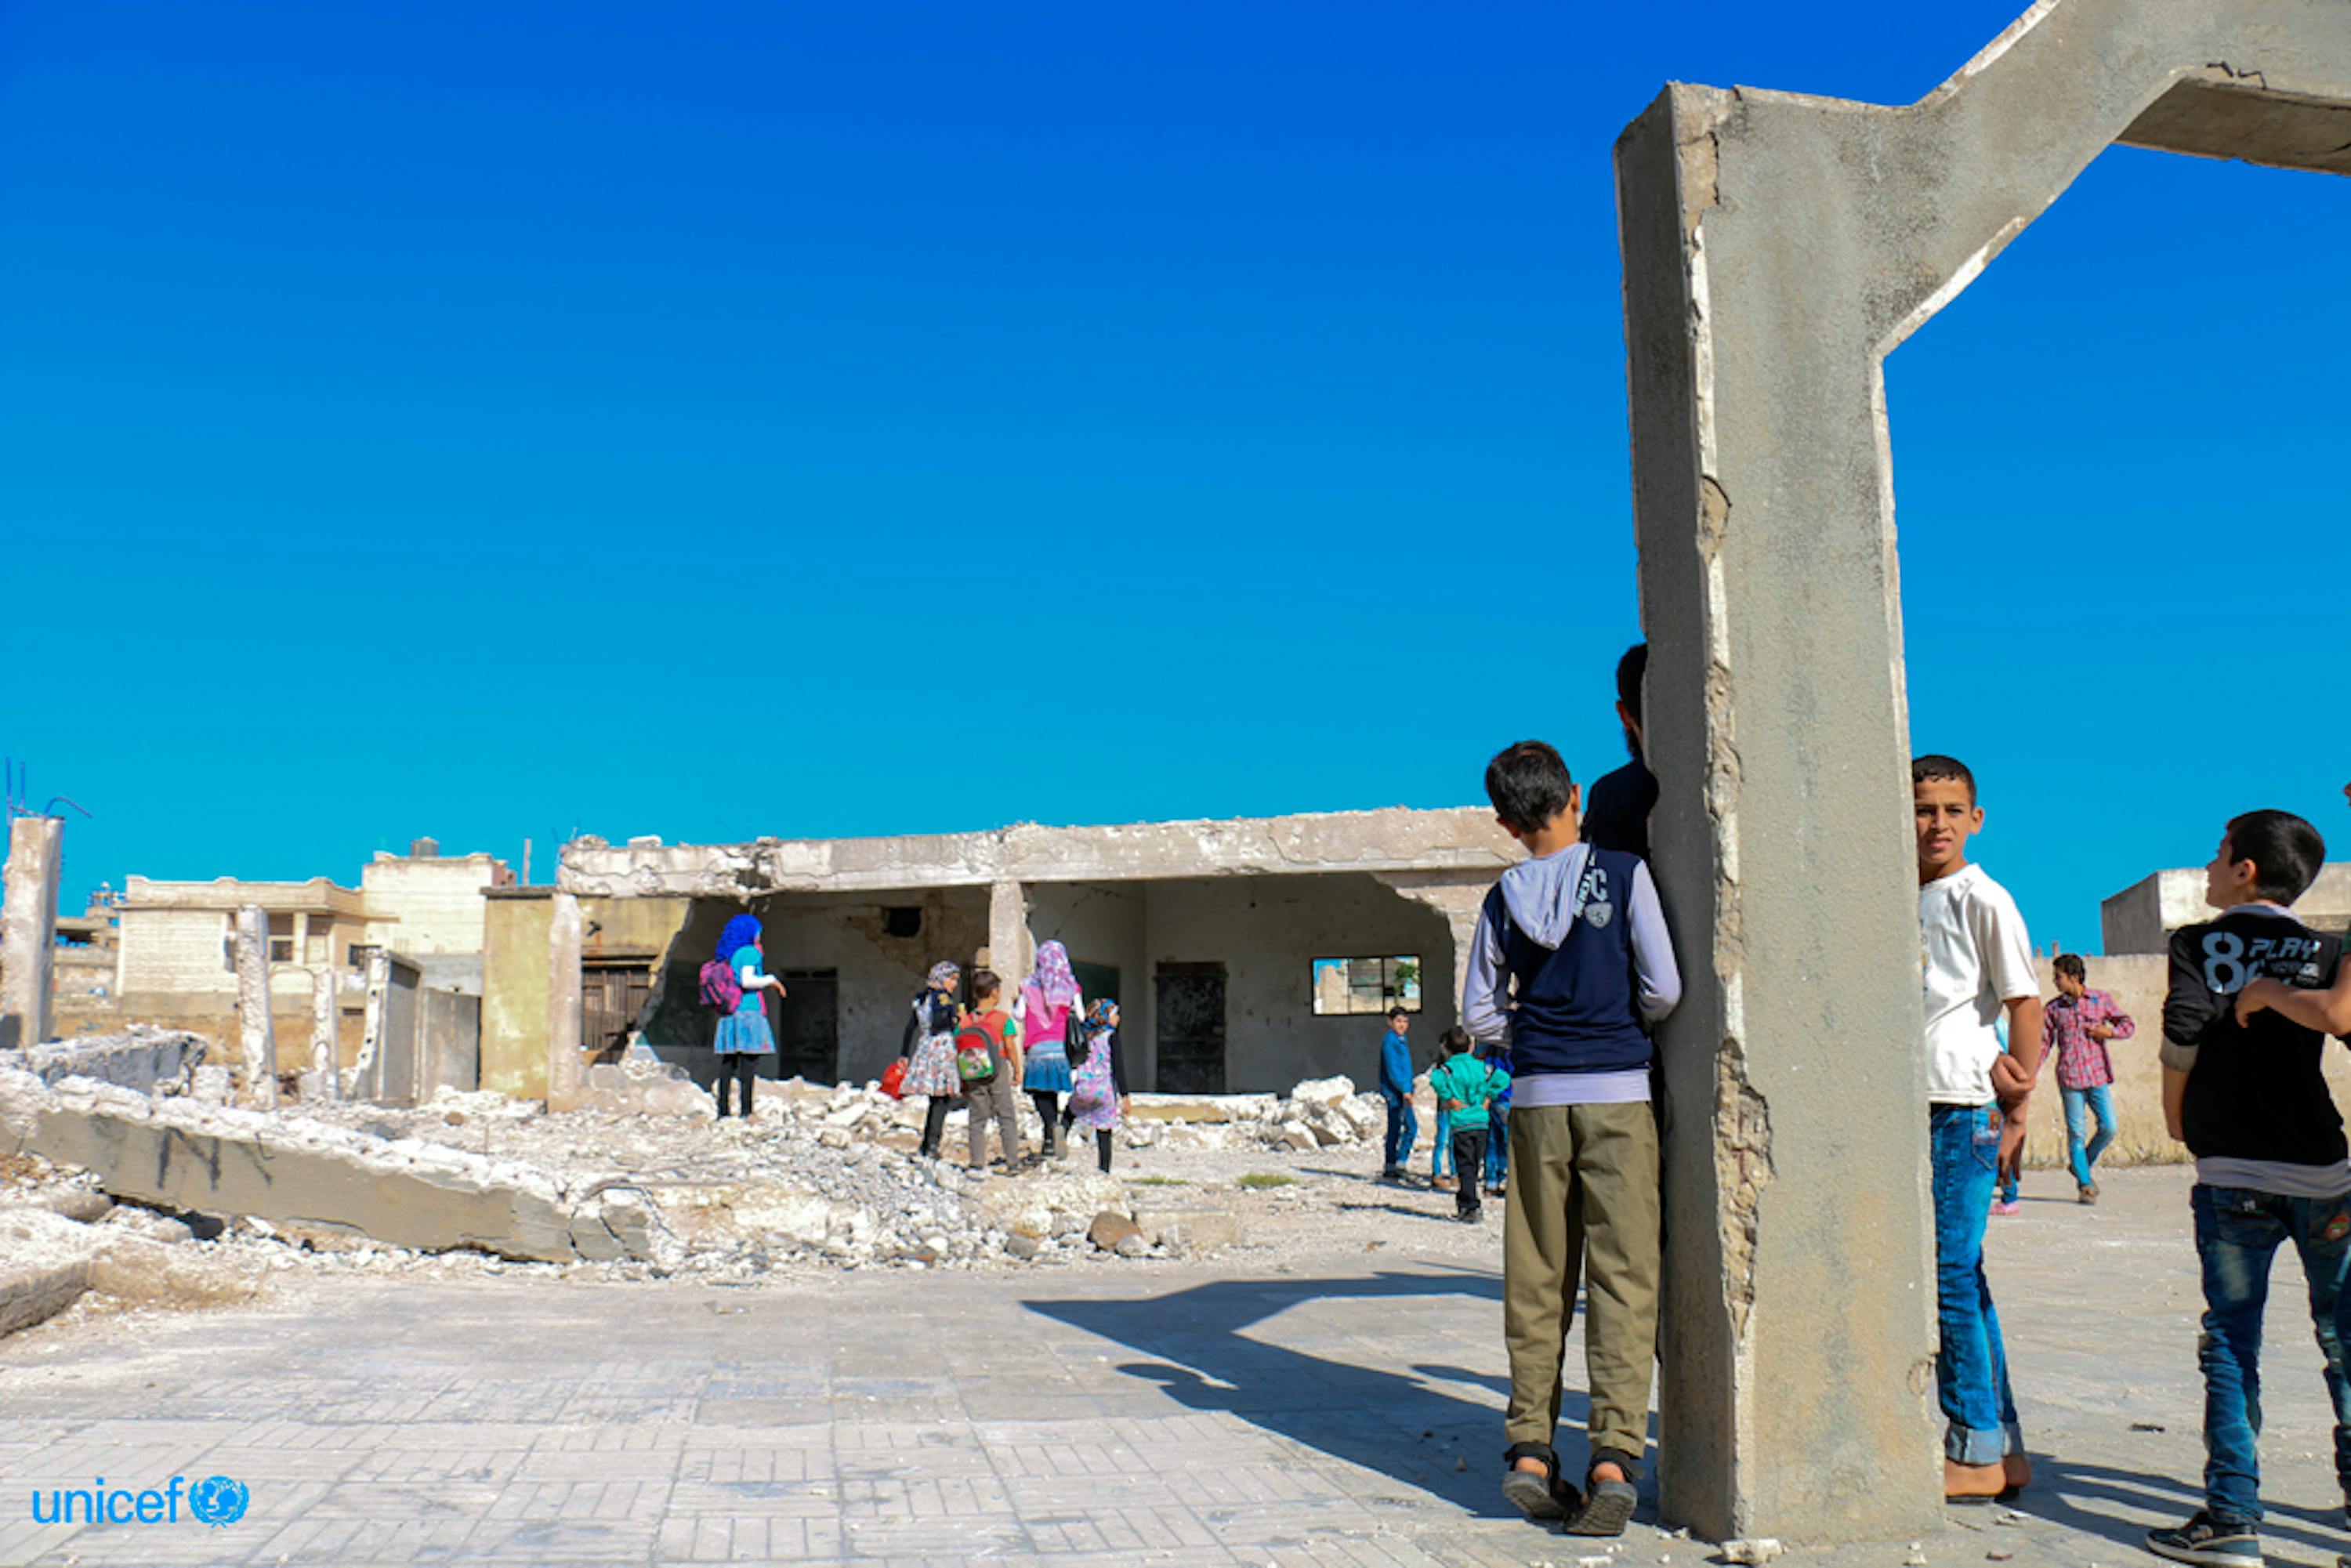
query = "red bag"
xmin=880 ymin=1059 xmax=908 ymax=1099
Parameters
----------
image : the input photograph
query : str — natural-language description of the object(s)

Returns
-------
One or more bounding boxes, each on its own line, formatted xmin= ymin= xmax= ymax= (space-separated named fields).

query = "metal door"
xmin=583 ymin=965 xmax=652 ymax=1063
xmin=770 ymin=969 xmax=839 ymax=1083
xmin=1154 ymin=962 xmax=1226 ymax=1093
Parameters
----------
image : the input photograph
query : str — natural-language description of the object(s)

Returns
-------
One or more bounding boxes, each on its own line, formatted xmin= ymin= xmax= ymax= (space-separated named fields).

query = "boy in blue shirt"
xmin=1466 ymin=741 xmax=1681 ymax=1537
xmin=1378 ymin=1006 xmax=1416 ymax=1182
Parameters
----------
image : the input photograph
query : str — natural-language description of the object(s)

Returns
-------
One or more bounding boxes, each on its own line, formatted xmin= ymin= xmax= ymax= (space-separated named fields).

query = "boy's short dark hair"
xmin=2052 ymin=953 xmax=2086 ymax=981
xmin=970 ymin=968 xmax=1002 ymax=1001
xmin=1912 ymin=754 xmax=1976 ymax=805
xmin=1486 ymin=741 xmax=1577 ymax=835
xmin=2226 ymin=809 xmax=2327 ymax=905
xmin=1615 ymin=643 xmax=1647 ymax=725
xmin=1387 ymin=1005 xmax=1410 ymax=1022
xmin=1440 ymin=1025 xmax=1473 ymax=1053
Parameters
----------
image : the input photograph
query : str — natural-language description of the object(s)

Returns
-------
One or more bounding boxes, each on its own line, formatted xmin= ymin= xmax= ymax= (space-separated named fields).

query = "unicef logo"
xmin=188 ymin=1476 xmax=248 ymax=1527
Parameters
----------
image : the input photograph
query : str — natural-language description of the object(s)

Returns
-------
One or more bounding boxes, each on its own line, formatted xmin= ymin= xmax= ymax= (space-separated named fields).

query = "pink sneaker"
xmin=1990 ymin=1200 xmax=2023 ymax=1216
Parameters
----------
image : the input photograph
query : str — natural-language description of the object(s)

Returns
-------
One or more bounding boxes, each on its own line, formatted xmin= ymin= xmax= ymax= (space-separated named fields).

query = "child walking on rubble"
xmin=899 ymin=961 xmax=965 ymax=1160
xmin=1063 ymin=998 xmax=1130 ymax=1175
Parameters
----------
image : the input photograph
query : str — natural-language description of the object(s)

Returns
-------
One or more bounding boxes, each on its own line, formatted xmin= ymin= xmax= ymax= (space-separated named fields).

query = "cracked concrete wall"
xmin=1616 ymin=0 xmax=2351 ymax=1544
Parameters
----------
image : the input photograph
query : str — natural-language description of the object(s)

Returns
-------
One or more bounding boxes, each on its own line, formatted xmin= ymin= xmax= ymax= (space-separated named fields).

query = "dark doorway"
xmin=767 ymin=968 xmax=839 ymax=1082
xmin=583 ymin=961 xmax=654 ymax=1063
xmin=1154 ymin=962 xmax=1227 ymax=1093
xmin=1071 ymin=960 xmax=1121 ymax=1013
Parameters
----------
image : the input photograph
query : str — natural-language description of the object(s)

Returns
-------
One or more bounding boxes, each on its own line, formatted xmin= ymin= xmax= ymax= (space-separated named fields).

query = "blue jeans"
xmin=2190 ymin=1183 xmax=2351 ymax=1526
xmin=1432 ymin=1110 xmax=1453 ymax=1179
xmin=1382 ymin=1088 xmax=1416 ymax=1170
xmin=1486 ymin=1111 xmax=1509 ymax=1190
xmin=2061 ymin=1084 xmax=2116 ymax=1190
xmin=1930 ymin=1104 xmax=2022 ymax=1464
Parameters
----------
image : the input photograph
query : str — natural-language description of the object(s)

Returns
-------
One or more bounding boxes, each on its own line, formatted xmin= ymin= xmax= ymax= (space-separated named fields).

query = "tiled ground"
xmin=4 ymin=1164 xmax=2349 ymax=1566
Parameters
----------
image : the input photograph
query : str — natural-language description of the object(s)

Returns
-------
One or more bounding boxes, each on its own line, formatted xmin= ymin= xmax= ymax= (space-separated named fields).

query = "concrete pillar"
xmin=0 ymin=816 xmax=63 ymax=1052
xmin=984 ymin=879 xmax=1031 ymax=991
xmin=1615 ymin=9 xmax=2351 ymax=1542
xmin=310 ymin=966 xmax=339 ymax=1098
xmin=355 ymin=947 xmax=389 ymax=1096
xmin=546 ymin=892 xmax=585 ymax=1112
xmin=231 ymin=905 xmax=278 ymax=1110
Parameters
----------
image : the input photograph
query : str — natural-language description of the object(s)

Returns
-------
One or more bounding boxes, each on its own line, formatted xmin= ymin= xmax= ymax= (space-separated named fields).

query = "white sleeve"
xmin=1973 ymin=885 xmax=2039 ymax=1003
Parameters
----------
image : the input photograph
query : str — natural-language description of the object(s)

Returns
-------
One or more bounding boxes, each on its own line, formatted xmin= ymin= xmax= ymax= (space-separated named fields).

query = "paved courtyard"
xmin=5 ymin=1164 xmax=2351 ymax=1566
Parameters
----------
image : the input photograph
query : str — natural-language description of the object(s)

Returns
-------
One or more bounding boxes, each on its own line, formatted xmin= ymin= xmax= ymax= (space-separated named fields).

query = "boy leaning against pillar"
xmin=1463 ymin=740 xmax=1681 ymax=1537
xmin=1913 ymin=753 xmax=2043 ymax=1505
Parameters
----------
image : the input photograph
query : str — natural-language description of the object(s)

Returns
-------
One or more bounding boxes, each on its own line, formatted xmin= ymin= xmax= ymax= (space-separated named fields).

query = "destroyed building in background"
xmin=485 ymin=806 xmax=1520 ymax=1100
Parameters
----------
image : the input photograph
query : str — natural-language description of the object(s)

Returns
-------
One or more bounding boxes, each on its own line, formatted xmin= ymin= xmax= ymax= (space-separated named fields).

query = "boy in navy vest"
xmin=1465 ymin=741 xmax=1681 ymax=1537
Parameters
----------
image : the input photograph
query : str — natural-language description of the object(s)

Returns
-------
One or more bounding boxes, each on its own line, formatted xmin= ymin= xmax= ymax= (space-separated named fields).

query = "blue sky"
xmin=3 ymin=2 xmax=2342 ymax=952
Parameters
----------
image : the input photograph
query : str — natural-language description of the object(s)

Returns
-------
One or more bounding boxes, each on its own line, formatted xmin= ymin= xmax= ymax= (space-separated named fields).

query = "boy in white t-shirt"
xmin=1914 ymin=754 xmax=2045 ymax=1504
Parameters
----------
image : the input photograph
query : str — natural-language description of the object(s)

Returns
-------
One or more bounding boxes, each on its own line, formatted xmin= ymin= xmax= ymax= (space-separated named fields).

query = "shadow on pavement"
xmin=1027 ymin=1270 xmax=1530 ymax=1512
xmin=2018 ymin=1454 xmax=2348 ymax=1563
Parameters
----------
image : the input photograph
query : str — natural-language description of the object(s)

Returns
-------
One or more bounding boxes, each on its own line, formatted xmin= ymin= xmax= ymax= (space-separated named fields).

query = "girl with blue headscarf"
xmin=713 ymin=913 xmax=783 ymax=1118
xmin=900 ymin=960 xmax=965 ymax=1158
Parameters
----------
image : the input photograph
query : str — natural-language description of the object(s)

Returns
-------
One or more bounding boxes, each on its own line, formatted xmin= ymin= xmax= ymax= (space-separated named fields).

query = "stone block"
xmin=1132 ymin=1207 xmax=1241 ymax=1252
xmin=1087 ymin=1211 xmax=1142 ymax=1252
xmin=0 ymin=1258 xmax=87 ymax=1339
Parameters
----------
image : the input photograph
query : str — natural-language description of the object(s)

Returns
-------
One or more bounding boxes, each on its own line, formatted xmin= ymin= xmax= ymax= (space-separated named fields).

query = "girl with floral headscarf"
xmin=1064 ymin=998 xmax=1129 ymax=1174
xmin=899 ymin=960 xmax=965 ymax=1158
xmin=1015 ymin=940 xmax=1084 ymax=1161
xmin=713 ymin=914 xmax=784 ymax=1119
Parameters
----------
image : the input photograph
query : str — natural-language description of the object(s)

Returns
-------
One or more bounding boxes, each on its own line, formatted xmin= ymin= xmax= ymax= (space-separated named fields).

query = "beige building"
xmin=104 ymin=840 xmax=512 ymax=1070
xmin=483 ymin=806 xmax=1519 ymax=1102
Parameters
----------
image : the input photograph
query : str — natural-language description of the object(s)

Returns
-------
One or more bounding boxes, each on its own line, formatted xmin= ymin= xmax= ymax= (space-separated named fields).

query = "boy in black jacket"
xmin=2146 ymin=809 xmax=2349 ymax=1568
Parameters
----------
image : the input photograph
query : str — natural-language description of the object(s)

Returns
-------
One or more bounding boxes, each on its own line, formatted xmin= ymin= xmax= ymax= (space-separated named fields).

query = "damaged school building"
xmin=486 ymin=806 xmax=1520 ymax=1100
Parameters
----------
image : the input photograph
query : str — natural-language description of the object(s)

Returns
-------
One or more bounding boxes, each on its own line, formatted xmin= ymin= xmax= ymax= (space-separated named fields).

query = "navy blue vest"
xmin=1491 ymin=846 xmax=1652 ymax=1076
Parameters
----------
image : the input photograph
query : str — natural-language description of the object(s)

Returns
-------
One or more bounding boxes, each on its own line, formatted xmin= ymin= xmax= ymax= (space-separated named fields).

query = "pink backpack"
xmin=698 ymin=957 xmax=744 ymax=1012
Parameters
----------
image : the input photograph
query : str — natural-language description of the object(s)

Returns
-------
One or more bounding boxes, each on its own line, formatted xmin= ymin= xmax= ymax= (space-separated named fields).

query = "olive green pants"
xmin=1502 ymin=1099 xmax=1661 ymax=1464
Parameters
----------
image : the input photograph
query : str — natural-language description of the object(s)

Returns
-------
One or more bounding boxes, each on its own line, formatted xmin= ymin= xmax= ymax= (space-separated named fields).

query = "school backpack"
xmin=698 ymin=957 xmax=743 ymax=1012
xmin=955 ymin=1015 xmax=1000 ymax=1085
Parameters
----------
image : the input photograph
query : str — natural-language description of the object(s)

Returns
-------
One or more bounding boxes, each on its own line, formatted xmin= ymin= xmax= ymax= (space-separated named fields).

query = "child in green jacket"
xmin=1430 ymin=1027 xmax=1510 ymax=1222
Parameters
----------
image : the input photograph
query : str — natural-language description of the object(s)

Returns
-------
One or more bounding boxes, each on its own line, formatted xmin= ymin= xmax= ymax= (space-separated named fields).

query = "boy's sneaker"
xmin=1433 ymin=1175 xmax=1457 ymax=1193
xmin=1990 ymin=1199 xmax=2022 ymax=1216
xmin=2078 ymin=1183 xmax=2099 ymax=1205
xmin=1458 ymin=1207 xmax=1483 ymax=1224
xmin=2145 ymin=1512 xmax=2260 ymax=1566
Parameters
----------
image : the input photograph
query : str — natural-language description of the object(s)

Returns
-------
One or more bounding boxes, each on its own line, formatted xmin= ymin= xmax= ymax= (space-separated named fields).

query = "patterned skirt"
xmin=714 ymin=1006 xmax=775 ymax=1056
xmin=903 ymin=1031 xmax=962 ymax=1097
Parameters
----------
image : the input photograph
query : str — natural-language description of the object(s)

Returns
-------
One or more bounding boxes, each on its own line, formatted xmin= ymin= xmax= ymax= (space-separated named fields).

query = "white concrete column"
xmin=232 ymin=905 xmax=278 ymax=1109
xmin=985 ymin=880 xmax=1031 ymax=992
xmin=547 ymin=892 xmax=585 ymax=1112
xmin=1 ymin=816 xmax=63 ymax=1052
xmin=310 ymin=966 xmax=339 ymax=1098
xmin=354 ymin=947 xmax=389 ymax=1096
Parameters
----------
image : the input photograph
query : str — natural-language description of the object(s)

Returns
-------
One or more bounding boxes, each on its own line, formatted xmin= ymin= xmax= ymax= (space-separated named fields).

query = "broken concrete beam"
xmin=310 ymin=966 xmax=337 ymax=1096
xmin=0 ymin=816 xmax=63 ymax=1053
xmin=0 ymin=1027 xmax=207 ymax=1094
xmin=232 ymin=906 xmax=278 ymax=1109
xmin=0 ymin=1069 xmax=653 ymax=1265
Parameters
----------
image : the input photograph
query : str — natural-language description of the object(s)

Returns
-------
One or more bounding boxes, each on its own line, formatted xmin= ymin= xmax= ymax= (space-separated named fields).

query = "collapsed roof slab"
xmin=1615 ymin=0 xmax=2350 ymax=1546
xmin=558 ymin=806 xmax=1520 ymax=900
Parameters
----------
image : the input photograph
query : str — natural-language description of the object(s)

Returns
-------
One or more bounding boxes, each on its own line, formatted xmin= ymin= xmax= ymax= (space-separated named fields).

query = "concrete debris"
xmin=0 ymin=1203 xmax=260 ymax=1339
xmin=1087 ymin=1211 xmax=1144 ymax=1252
xmin=0 ymin=1026 xmax=207 ymax=1094
xmin=1720 ymin=1541 xmax=1785 ymax=1566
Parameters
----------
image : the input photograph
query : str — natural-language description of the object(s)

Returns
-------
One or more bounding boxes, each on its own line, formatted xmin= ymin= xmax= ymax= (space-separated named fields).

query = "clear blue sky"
xmin=3 ymin=2 xmax=2342 ymax=953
